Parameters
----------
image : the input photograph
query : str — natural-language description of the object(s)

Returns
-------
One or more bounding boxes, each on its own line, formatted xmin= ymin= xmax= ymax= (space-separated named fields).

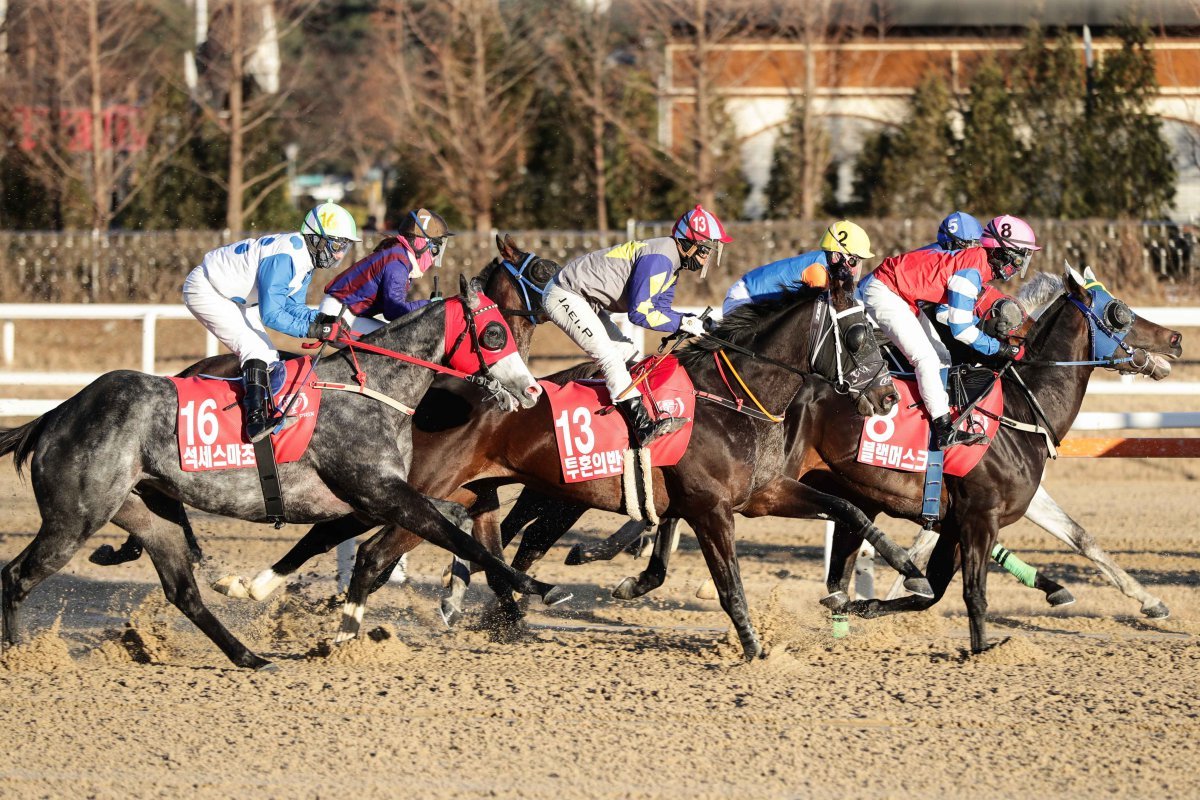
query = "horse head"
xmin=821 ymin=269 xmax=899 ymax=416
xmin=448 ymin=274 xmax=543 ymax=410
xmin=485 ymin=233 xmax=561 ymax=325
xmin=1063 ymin=265 xmax=1182 ymax=380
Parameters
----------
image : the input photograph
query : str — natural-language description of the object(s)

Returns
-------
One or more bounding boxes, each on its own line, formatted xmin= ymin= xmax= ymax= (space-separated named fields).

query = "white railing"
xmin=0 ymin=303 xmax=1197 ymax=418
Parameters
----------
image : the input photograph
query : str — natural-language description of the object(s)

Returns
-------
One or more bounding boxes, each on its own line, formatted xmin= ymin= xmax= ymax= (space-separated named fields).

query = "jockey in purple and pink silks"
xmin=858 ymin=214 xmax=1040 ymax=449
xmin=319 ymin=208 xmax=454 ymax=335
xmin=544 ymin=204 xmax=732 ymax=448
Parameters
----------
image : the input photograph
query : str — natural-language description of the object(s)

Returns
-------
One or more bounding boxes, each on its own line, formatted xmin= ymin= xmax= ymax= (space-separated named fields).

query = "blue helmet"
xmin=937 ymin=211 xmax=984 ymax=251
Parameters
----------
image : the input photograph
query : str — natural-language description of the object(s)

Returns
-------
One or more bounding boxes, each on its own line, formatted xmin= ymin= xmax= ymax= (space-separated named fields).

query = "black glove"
xmin=306 ymin=313 xmax=343 ymax=342
xmin=996 ymin=343 xmax=1024 ymax=361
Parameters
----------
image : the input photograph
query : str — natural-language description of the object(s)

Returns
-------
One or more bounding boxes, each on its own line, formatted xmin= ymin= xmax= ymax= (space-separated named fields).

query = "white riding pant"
xmin=862 ymin=277 xmax=952 ymax=419
xmin=318 ymin=295 xmax=385 ymax=335
xmin=544 ymin=281 xmax=641 ymax=400
xmin=722 ymin=278 xmax=751 ymax=316
xmin=183 ymin=266 xmax=277 ymax=366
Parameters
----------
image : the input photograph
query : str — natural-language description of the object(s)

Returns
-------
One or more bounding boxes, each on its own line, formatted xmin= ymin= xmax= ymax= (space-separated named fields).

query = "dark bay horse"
xmin=801 ymin=267 xmax=1181 ymax=651
xmin=0 ymin=278 xmax=554 ymax=669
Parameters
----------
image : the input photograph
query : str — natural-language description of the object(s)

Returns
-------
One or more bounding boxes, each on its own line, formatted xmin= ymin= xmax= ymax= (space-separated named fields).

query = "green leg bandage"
xmin=991 ymin=543 xmax=1038 ymax=588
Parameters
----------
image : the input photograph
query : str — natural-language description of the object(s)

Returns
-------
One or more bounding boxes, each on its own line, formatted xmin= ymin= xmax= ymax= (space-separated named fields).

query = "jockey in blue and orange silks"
xmin=722 ymin=220 xmax=875 ymax=316
xmin=859 ymin=214 xmax=1041 ymax=449
xmin=544 ymin=204 xmax=732 ymax=448
xmin=319 ymin=208 xmax=454 ymax=335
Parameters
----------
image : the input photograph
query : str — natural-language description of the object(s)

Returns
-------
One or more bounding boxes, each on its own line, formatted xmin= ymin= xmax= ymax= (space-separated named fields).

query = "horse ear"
xmin=1083 ymin=265 xmax=1098 ymax=283
xmin=460 ymin=273 xmax=480 ymax=309
xmin=1064 ymin=265 xmax=1087 ymax=297
xmin=496 ymin=233 xmax=518 ymax=261
xmin=495 ymin=234 xmax=506 ymax=255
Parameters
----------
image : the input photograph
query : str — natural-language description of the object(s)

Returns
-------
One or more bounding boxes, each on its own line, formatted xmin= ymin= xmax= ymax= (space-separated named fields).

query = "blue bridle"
xmin=1067 ymin=281 xmax=1137 ymax=365
xmin=499 ymin=253 xmax=550 ymax=318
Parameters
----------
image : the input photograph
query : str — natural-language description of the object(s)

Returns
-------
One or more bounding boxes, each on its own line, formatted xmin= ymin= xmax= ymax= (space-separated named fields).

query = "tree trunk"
xmin=800 ymin=35 xmax=818 ymax=221
xmin=87 ymin=0 xmax=109 ymax=232
xmin=226 ymin=0 xmax=245 ymax=234
xmin=591 ymin=10 xmax=608 ymax=232
xmin=693 ymin=0 xmax=716 ymax=210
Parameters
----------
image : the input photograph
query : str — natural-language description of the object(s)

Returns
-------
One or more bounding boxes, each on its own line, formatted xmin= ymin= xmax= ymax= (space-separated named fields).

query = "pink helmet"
xmin=981 ymin=215 xmax=1040 ymax=281
xmin=980 ymin=215 xmax=1041 ymax=252
xmin=672 ymin=204 xmax=733 ymax=245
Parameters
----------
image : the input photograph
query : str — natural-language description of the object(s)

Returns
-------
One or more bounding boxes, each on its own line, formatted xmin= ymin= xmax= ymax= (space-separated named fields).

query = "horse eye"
xmin=531 ymin=259 xmax=558 ymax=285
xmin=480 ymin=321 xmax=508 ymax=351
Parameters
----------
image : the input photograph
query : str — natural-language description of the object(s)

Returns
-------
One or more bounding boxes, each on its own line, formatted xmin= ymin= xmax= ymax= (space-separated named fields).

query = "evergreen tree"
xmin=873 ymin=73 xmax=955 ymax=216
xmin=1082 ymin=16 xmax=1176 ymax=218
xmin=1014 ymin=26 xmax=1088 ymax=218
xmin=764 ymin=99 xmax=832 ymax=219
xmin=955 ymin=57 xmax=1022 ymax=213
xmin=847 ymin=127 xmax=893 ymax=216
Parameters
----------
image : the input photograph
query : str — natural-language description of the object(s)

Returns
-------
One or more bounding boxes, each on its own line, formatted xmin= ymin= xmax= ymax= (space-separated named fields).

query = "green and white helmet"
xmin=300 ymin=202 xmax=361 ymax=269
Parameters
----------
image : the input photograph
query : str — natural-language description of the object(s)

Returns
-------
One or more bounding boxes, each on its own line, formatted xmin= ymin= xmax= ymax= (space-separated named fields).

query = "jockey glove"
xmin=997 ymin=343 xmax=1024 ymax=361
xmin=679 ymin=315 xmax=706 ymax=337
xmin=307 ymin=313 xmax=343 ymax=342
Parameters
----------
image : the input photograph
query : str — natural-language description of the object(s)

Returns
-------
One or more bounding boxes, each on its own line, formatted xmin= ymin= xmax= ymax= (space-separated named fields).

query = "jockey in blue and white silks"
xmin=544 ymin=204 xmax=732 ymax=447
xmin=182 ymin=201 xmax=361 ymax=442
xmin=723 ymin=220 xmax=875 ymax=316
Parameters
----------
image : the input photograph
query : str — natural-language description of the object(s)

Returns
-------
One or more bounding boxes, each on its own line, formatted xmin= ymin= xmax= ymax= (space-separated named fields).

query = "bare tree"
xmin=0 ymin=0 xmax=187 ymax=230
xmin=365 ymin=0 xmax=540 ymax=232
xmin=189 ymin=0 xmax=319 ymax=232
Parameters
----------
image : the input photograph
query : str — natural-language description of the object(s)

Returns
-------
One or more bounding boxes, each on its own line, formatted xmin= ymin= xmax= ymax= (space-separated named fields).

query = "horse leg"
xmin=822 ymin=520 xmax=867 ymax=611
xmin=845 ymin=531 xmax=959 ymax=619
xmin=566 ymin=519 xmax=649 ymax=565
xmin=691 ymin=505 xmax=761 ymax=661
xmin=989 ymin=542 xmax=1075 ymax=607
xmin=114 ymin=494 xmax=270 ymax=670
xmin=212 ymin=515 xmax=377 ymax=601
xmin=334 ymin=480 xmax=563 ymax=642
xmin=512 ymin=503 xmax=587 ymax=572
xmin=89 ymin=495 xmax=199 ymax=566
xmin=613 ymin=518 xmax=679 ymax=600
xmin=743 ymin=478 xmax=933 ymax=598
xmin=1026 ymin=485 xmax=1167 ymax=618
xmin=957 ymin=515 xmax=997 ymax=653
xmin=476 ymin=510 xmax=528 ymax=637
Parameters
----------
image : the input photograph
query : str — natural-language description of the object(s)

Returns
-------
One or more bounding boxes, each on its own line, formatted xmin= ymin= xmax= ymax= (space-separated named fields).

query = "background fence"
xmin=0 ymin=219 xmax=1195 ymax=306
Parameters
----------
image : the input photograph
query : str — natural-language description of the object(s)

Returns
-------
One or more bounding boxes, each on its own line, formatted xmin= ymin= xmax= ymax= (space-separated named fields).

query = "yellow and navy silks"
xmin=553 ymin=237 xmax=690 ymax=333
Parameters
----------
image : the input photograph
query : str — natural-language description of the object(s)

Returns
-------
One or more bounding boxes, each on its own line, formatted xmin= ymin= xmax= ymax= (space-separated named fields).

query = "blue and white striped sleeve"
xmin=945 ymin=269 xmax=1000 ymax=356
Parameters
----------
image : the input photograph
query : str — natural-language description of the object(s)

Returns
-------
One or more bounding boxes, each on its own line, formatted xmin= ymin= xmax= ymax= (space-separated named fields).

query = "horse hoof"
xmin=1143 ymin=601 xmax=1171 ymax=619
xmin=612 ymin=577 xmax=638 ymax=601
xmin=88 ymin=544 xmax=139 ymax=566
xmin=439 ymin=599 xmax=462 ymax=628
xmin=333 ymin=629 xmax=357 ymax=645
xmin=1045 ymin=588 xmax=1076 ymax=607
xmin=819 ymin=591 xmax=850 ymax=611
xmin=695 ymin=579 xmax=718 ymax=600
xmin=441 ymin=563 xmax=454 ymax=588
xmin=542 ymin=587 xmax=573 ymax=607
xmin=903 ymin=577 xmax=935 ymax=599
xmin=212 ymin=575 xmax=251 ymax=599
xmin=564 ymin=544 xmax=587 ymax=566
xmin=254 ymin=660 xmax=278 ymax=673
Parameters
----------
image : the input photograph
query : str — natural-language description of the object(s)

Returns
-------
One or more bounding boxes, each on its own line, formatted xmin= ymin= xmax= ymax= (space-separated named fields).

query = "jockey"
xmin=722 ymin=220 xmax=874 ymax=316
xmin=319 ymin=208 xmax=454 ymax=335
xmin=860 ymin=214 xmax=1040 ymax=449
xmin=182 ymin=201 xmax=361 ymax=442
xmin=544 ymin=204 xmax=732 ymax=448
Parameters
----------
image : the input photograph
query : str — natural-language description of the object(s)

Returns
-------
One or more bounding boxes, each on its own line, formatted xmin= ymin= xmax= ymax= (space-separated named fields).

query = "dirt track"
xmin=1 ymin=407 xmax=1199 ymax=798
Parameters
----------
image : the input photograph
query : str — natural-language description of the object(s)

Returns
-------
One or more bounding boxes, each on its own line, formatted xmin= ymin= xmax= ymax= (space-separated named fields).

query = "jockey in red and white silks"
xmin=859 ymin=214 xmax=1040 ymax=448
xmin=544 ymin=204 xmax=732 ymax=447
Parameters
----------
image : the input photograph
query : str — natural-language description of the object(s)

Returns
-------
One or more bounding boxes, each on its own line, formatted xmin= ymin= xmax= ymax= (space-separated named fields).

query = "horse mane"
xmin=676 ymin=285 xmax=823 ymax=370
xmin=476 ymin=257 xmax=501 ymax=289
xmin=1016 ymin=272 xmax=1063 ymax=319
xmin=543 ymin=359 xmax=601 ymax=384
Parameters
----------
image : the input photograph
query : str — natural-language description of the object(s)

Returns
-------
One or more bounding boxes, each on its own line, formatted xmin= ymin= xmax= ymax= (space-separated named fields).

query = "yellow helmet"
xmin=818 ymin=220 xmax=874 ymax=259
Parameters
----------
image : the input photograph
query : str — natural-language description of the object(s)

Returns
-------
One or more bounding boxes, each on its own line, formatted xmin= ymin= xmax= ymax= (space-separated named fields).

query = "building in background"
xmin=659 ymin=0 xmax=1200 ymax=219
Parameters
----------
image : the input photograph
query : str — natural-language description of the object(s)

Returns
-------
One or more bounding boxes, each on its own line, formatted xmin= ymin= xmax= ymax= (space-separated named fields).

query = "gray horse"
xmin=0 ymin=278 xmax=559 ymax=670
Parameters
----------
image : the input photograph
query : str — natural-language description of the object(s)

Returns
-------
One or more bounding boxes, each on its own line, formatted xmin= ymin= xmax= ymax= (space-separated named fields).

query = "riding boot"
xmin=241 ymin=359 xmax=273 ymax=443
xmin=931 ymin=413 xmax=988 ymax=450
xmin=616 ymin=397 xmax=677 ymax=449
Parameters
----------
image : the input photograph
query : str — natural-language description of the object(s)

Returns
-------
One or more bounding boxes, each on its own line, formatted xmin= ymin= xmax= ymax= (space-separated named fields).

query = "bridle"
xmin=497 ymin=253 xmax=553 ymax=319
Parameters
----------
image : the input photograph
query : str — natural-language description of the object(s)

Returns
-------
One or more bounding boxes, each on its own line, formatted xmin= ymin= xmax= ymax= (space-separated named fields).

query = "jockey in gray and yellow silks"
xmin=544 ymin=204 xmax=732 ymax=448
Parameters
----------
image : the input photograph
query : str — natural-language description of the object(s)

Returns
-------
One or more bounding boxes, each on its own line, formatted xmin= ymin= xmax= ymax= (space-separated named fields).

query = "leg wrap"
xmin=991 ymin=543 xmax=1038 ymax=588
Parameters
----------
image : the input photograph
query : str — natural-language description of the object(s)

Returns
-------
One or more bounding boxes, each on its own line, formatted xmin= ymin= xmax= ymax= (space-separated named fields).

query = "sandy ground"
xmin=0 ymin=321 xmax=1198 ymax=798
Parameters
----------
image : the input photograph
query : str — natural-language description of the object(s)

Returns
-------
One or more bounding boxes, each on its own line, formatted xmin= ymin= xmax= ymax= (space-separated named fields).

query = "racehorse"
xmin=803 ymin=267 xmax=1180 ymax=651
xmin=0 ymin=277 xmax=555 ymax=669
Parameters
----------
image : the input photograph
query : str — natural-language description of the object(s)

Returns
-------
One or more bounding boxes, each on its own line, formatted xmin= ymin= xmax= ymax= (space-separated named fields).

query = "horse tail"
xmin=0 ymin=415 xmax=48 ymax=479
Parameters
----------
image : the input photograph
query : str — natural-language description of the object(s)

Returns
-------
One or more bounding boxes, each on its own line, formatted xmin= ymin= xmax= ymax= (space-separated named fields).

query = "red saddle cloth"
xmin=168 ymin=357 xmax=322 ymax=472
xmin=856 ymin=376 xmax=1002 ymax=477
xmin=543 ymin=355 xmax=696 ymax=484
